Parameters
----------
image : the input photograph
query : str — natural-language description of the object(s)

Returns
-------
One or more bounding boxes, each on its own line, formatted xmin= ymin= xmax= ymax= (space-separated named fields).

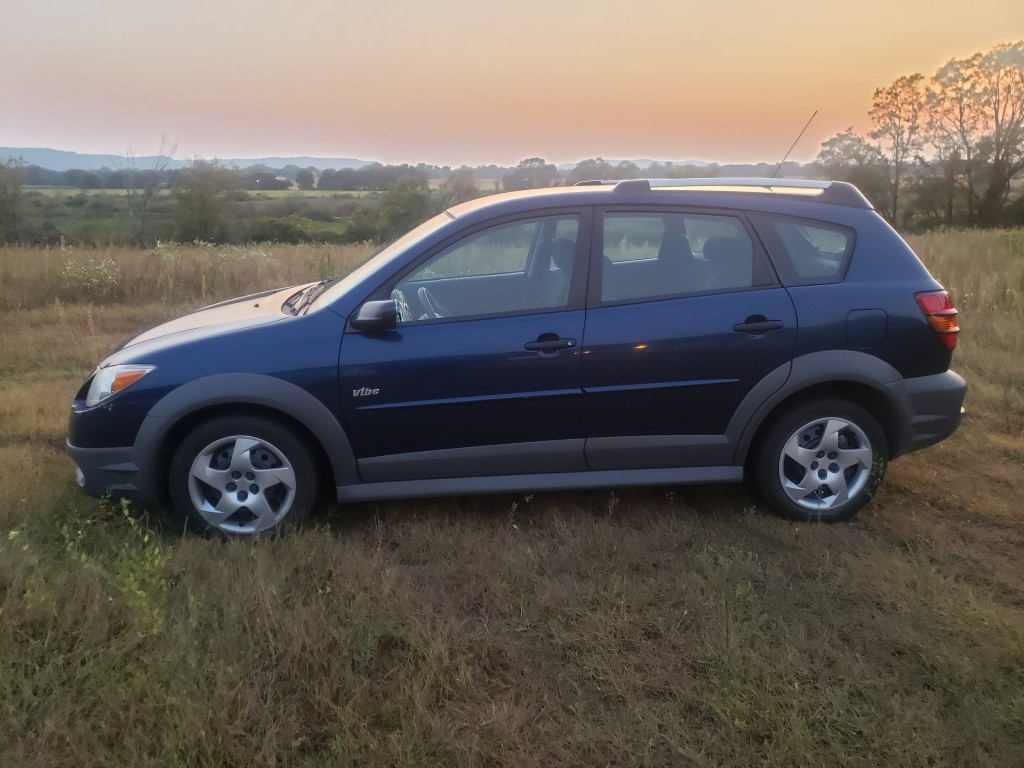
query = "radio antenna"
xmin=770 ymin=110 xmax=817 ymax=178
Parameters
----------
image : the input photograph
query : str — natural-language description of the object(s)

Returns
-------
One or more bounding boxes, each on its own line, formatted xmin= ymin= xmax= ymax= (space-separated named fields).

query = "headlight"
xmin=85 ymin=365 xmax=155 ymax=407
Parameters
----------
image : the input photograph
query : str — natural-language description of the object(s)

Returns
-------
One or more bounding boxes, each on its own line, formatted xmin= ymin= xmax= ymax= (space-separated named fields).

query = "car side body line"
xmin=355 ymin=387 xmax=580 ymax=411
xmin=583 ymin=378 xmax=739 ymax=395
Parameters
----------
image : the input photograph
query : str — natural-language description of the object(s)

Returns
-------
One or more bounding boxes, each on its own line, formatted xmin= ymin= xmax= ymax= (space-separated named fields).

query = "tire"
xmin=169 ymin=415 xmax=318 ymax=536
xmin=754 ymin=398 xmax=887 ymax=523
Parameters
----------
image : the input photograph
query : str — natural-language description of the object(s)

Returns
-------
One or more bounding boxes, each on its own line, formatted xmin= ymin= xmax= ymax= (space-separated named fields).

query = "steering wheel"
xmin=417 ymin=286 xmax=450 ymax=319
xmin=390 ymin=288 xmax=412 ymax=323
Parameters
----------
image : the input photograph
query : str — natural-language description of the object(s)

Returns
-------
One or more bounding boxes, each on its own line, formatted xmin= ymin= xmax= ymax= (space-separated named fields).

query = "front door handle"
xmin=524 ymin=336 xmax=577 ymax=352
xmin=733 ymin=316 xmax=784 ymax=334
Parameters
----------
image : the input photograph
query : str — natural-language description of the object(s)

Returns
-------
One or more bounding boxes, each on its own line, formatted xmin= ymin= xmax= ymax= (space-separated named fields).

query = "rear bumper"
xmin=66 ymin=441 xmax=147 ymax=501
xmin=884 ymin=369 xmax=967 ymax=457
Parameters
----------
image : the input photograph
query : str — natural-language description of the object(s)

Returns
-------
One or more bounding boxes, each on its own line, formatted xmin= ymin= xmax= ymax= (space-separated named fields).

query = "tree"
xmin=123 ymin=136 xmax=176 ymax=240
xmin=439 ymin=168 xmax=479 ymax=206
xmin=317 ymin=164 xmax=427 ymax=192
xmin=172 ymin=159 xmax=244 ymax=242
xmin=296 ymin=167 xmax=316 ymax=190
xmin=375 ymin=179 xmax=434 ymax=241
xmin=566 ymin=158 xmax=640 ymax=185
xmin=245 ymin=171 xmax=290 ymax=190
xmin=342 ymin=208 xmax=378 ymax=243
xmin=501 ymin=158 xmax=559 ymax=191
xmin=973 ymin=42 xmax=1024 ymax=225
xmin=927 ymin=54 xmax=984 ymax=224
xmin=0 ymin=159 xmax=24 ymax=243
xmin=919 ymin=41 xmax=1024 ymax=226
xmin=870 ymin=73 xmax=927 ymax=224
xmin=62 ymin=168 xmax=102 ymax=189
xmin=815 ymin=128 xmax=890 ymax=216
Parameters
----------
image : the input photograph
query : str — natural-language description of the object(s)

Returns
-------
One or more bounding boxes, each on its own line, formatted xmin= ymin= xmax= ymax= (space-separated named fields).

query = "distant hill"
xmin=1 ymin=147 xmax=809 ymax=178
xmin=220 ymin=156 xmax=375 ymax=171
xmin=0 ymin=147 xmax=144 ymax=172
xmin=0 ymin=147 xmax=375 ymax=173
xmin=554 ymin=159 xmax=713 ymax=171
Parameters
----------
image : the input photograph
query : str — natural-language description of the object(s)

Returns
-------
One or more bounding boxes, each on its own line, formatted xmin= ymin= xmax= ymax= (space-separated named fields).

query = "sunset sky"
xmin=3 ymin=0 xmax=1022 ymax=167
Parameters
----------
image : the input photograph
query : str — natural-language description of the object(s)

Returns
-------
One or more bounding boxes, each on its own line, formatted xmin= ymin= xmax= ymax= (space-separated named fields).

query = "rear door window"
xmin=598 ymin=211 xmax=771 ymax=303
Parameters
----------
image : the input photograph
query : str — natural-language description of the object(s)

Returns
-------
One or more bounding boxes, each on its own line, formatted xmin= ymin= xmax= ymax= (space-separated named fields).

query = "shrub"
xmin=61 ymin=257 xmax=118 ymax=300
xmin=247 ymin=214 xmax=316 ymax=243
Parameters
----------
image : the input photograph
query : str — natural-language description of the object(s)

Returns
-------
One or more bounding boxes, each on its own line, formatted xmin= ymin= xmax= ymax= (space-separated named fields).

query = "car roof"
xmin=446 ymin=178 xmax=874 ymax=222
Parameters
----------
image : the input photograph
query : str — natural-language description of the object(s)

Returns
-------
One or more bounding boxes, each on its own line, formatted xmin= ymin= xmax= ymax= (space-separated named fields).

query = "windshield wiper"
xmin=288 ymin=277 xmax=339 ymax=316
xmin=282 ymin=288 xmax=305 ymax=315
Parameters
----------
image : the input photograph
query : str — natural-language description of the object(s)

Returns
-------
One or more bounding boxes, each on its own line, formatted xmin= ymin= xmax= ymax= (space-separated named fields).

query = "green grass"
xmin=25 ymin=186 xmax=374 ymax=199
xmin=16 ymin=187 xmax=378 ymax=246
xmin=247 ymin=189 xmax=374 ymax=198
xmin=1 ymin=231 xmax=1023 ymax=766
xmin=23 ymin=186 xmax=133 ymax=197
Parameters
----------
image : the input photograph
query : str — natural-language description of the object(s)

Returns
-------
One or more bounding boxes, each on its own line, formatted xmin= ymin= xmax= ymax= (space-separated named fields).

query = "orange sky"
xmin=2 ymin=0 xmax=1022 ymax=166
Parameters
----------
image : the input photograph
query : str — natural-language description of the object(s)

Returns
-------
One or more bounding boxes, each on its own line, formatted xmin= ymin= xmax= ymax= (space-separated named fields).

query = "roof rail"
xmin=573 ymin=177 xmax=872 ymax=209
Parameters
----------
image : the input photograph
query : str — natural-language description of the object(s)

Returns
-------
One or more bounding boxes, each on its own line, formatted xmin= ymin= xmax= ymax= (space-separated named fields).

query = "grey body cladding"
xmin=337 ymin=465 xmax=743 ymax=502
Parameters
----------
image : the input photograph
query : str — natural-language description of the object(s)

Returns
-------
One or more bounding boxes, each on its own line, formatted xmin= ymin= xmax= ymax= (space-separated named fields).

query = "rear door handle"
xmin=733 ymin=317 xmax=784 ymax=334
xmin=524 ymin=337 xmax=576 ymax=352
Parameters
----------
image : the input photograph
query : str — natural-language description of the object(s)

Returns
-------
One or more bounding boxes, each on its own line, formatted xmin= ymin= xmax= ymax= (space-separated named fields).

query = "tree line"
xmin=817 ymin=40 xmax=1023 ymax=228
xmin=0 ymin=156 xmax=754 ymax=246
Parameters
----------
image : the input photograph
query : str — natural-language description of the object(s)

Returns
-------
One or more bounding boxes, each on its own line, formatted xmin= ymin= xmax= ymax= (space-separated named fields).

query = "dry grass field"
xmin=1 ymin=231 xmax=1022 ymax=767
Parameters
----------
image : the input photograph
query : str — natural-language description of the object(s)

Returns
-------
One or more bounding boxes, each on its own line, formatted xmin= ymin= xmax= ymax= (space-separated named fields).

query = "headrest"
xmin=702 ymin=236 xmax=746 ymax=261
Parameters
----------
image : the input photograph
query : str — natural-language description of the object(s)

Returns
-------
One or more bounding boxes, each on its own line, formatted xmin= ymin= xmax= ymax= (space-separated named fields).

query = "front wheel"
xmin=169 ymin=416 xmax=318 ymax=536
xmin=754 ymin=399 xmax=887 ymax=523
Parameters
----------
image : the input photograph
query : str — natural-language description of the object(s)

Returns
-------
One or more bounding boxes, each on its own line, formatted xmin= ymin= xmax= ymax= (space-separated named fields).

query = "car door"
xmin=340 ymin=210 xmax=590 ymax=482
xmin=582 ymin=208 xmax=797 ymax=470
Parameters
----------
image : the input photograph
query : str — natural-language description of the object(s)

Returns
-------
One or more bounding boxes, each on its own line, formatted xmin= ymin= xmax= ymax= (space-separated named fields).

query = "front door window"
xmin=393 ymin=215 xmax=580 ymax=322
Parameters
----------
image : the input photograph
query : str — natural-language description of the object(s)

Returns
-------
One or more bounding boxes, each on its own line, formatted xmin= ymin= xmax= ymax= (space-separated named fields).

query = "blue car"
xmin=68 ymin=178 xmax=966 ymax=535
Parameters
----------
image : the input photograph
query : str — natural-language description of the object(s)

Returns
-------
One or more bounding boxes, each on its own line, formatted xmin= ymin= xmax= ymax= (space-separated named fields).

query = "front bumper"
xmin=883 ymin=369 xmax=967 ymax=457
xmin=66 ymin=441 xmax=145 ymax=500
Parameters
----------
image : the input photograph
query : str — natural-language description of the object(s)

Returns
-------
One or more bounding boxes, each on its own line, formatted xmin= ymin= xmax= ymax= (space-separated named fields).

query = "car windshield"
xmin=306 ymin=212 xmax=455 ymax=311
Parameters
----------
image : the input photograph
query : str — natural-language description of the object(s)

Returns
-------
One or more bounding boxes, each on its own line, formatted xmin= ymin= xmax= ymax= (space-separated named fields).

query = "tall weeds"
xmin=0 ymin=241 xmax=376 ymax=310
xmin=908 ymin=229 xmax=1024 ymax=435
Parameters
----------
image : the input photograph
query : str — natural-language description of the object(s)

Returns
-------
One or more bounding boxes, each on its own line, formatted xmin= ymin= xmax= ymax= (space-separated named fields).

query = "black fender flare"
xmin=132 ymin=373 xmax=359 ymax=496
xmin=728 ymin=351 xmax=904 ymax=464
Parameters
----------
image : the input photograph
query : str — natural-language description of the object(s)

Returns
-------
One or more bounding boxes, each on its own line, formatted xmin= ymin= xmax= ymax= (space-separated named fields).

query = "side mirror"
xmin=350 ymin=299 xmax=398 ymax=331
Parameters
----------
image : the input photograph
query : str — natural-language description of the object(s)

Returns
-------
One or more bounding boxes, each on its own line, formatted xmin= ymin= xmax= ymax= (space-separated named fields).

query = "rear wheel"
xmin=169 ymin=416 xmax=318 ymax=536
xmin=754 ymin=399 xmax=886 ymax=523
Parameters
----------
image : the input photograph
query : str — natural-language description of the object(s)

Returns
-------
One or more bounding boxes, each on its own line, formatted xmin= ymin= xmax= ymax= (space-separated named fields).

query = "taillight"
xmin=915 ymin=291 xmax=959 ymax=350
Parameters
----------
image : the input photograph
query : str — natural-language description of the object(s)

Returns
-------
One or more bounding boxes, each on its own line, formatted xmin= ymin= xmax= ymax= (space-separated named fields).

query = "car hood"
xmin=121 ymin=284 xmax=311 ymax=349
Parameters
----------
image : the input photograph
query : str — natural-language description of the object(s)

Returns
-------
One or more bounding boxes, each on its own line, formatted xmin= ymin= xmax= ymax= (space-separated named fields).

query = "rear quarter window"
xmin=750 ymin=214 xmax=854 ymax=286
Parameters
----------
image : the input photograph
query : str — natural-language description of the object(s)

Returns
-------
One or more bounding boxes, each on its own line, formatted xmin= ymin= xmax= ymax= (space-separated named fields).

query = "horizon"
xmin=1 ymin=144 xmax=819 ymax=172
xmin=4 ymin=0 xmax=1022 ymax=167
xmin=0 ymin=144 xmax=821 ymax=171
